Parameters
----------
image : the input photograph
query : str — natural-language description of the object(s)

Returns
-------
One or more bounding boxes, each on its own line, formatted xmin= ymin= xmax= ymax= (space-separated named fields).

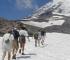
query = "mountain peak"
xmin=53 ymin=0 xmax=70 ymax=15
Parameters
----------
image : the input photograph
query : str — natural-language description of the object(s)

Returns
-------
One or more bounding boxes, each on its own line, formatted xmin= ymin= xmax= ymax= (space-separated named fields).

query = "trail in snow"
xmin=0 ymin=33 xmax=70 ymax=60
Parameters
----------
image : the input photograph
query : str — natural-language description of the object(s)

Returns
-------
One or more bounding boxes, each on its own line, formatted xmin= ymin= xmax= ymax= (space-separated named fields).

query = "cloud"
xmin=7 ymin=0 xmax=39 ymax=11
xmin=16 ymin=0 xmax=33 ymax=9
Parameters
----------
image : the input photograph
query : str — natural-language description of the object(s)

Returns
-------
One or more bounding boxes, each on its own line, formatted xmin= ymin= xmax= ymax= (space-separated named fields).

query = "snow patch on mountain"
xmin=53 ymin=0 xmax=70 ymax=15
xmin=21 ymin=20 xmax=65 ymax=28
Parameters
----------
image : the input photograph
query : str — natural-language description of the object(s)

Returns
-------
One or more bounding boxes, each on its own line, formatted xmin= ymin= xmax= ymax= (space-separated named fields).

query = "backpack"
xmin=13 ymin=30 xmax=19 ymax=38
xmin=4 ymin=34 xmax=11 ymax=44
xmin=34 ymin=33 xmax=38 ymax=39
xmin=5 ymin=39 xmax=9 ymax=43
xmin=41 ymin=31 xmax=45 ymax=36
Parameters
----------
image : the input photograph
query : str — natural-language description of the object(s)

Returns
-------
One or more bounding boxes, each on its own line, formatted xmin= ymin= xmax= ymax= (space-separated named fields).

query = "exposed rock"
xmin=0 ymin=17 xmax=18 ymax=35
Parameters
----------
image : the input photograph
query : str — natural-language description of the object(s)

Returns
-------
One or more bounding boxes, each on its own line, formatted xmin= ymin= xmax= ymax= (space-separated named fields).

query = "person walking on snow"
xmin=19 ymin=26 xmax=30 ymax=55
xmin=2 ymin=29 xmax=14 ymax=60
xmin=41 ymin=30 xmax=46 ymax=45
xmin=12 ymin=27 xmax=20 ymax=59
xmin=34 ymin=31 xmax=41 ymax=47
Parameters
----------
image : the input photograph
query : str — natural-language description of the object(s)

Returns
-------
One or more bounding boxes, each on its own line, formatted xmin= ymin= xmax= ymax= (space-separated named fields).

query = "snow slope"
xmin=0 ymin=33 xmax=70 ymax=60
xmin=21 ymin=20 xmax=65 ymax=28
xmin=53 ymin=0 xmax=70 ymax=16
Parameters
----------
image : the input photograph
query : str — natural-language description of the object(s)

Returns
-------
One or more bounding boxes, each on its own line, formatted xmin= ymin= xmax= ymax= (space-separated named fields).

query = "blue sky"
xmin=0 ymin=0 xmax=52 ymax=20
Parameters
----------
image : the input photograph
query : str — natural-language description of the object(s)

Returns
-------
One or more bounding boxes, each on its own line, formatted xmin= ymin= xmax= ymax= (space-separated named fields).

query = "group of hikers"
xmin=34 ymin=30 xmax=46 ymax=47
xmin=1 ymin=23 xmax=46 ymax=60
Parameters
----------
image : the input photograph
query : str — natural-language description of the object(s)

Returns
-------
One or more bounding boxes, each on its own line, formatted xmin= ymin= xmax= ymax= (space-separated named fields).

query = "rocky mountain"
xmin=0 ymin=17 xmax=18 ymax=35
xmin=1 ymin=0 xmax=70 ymax=35
xmin=20 ymin=0 xmax=70 ymax=34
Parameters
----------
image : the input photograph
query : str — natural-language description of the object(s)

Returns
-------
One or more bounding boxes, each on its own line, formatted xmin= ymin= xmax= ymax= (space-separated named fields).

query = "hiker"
xmin=34 ymin=32 xmax=41 ymax=47
xmin=41 ymin=30 xmax=46 ymax=45
xmin=19 ymin=25 xmax=30 ymax=55
xmin=2 ymin=29 xmax=14 ymax=60
xmin=12 ymin=27 xmax=20 ymax=59
xmin=38 ymin=31 xmax=41 ymax=46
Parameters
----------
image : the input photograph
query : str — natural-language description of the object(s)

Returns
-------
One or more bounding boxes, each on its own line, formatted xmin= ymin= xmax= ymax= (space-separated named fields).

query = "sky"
xmin=0 ymin=0 xmax=52 ymax=20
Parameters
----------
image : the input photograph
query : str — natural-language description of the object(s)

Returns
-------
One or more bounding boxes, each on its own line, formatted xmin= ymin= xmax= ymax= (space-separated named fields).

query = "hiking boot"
xmin=35 ymin=44 xmax=37 ymax=47
xmin=12 ymin=54 xmax=16 ymax=59
xmin=22 ymin=53 xmax=25 ymax=55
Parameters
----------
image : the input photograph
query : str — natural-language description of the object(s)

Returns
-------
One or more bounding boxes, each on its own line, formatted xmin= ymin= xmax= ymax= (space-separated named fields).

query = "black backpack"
xmin=41 ymin=31 xmax=45 ymax=36
xmin=13 ymin=30 xmax=20 ymax=38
